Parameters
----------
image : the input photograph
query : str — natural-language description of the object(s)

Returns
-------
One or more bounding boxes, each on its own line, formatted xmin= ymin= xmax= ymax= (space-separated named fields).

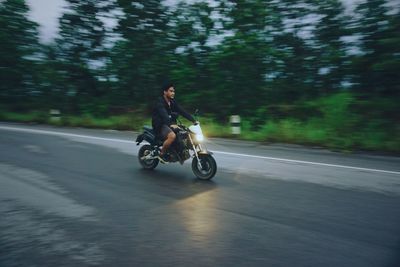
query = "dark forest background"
xmin=0 ymin=0 xmax=399 ymax=151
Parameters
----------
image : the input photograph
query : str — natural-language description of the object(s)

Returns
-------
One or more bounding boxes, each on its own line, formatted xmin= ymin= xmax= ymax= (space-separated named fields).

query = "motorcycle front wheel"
xmin=138 ymin=144 xmax=159 ymax=170
xmin=192 ymin=154 xmax=217 ymax=180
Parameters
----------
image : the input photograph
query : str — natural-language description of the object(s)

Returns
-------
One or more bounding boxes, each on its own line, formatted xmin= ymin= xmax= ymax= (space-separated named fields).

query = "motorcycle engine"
xmin=181 ymin=149 xmax=190 ymax=161
xmin=166 ymin=151 xmax=179 ymax=162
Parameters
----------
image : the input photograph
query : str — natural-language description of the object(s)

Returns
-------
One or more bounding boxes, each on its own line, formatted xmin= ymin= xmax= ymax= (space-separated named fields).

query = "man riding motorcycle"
xmin=152 ymin=83 xmax=198 ymax=163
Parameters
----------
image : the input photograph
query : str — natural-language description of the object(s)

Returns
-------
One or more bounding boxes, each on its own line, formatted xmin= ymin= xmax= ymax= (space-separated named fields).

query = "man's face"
xmin=164 ymin=87 xmax=175 ymax=99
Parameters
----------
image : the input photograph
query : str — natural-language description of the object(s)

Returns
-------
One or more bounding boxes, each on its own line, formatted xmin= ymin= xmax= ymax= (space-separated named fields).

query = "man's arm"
xmin=174 ymin=101 xmax=195 ymax=123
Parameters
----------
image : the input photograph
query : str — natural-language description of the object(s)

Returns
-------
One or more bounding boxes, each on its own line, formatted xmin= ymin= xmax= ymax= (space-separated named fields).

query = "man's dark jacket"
xmin=152 ymin=96 xmax=195 ymax=133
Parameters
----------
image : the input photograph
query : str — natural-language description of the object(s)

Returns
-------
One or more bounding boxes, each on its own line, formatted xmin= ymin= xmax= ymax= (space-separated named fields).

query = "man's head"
xmin=162 ymin=83 xmax=175 ymax=100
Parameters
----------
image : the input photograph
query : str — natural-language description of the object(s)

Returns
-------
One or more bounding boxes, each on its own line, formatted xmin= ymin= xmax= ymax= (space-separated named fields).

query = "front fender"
xmin=198 ymin=150 xmax=213 ymax=155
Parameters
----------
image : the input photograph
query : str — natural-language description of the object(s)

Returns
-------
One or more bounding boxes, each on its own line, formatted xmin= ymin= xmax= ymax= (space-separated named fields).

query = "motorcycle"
xmin=135 ymin=112 xmax=217 ymax=180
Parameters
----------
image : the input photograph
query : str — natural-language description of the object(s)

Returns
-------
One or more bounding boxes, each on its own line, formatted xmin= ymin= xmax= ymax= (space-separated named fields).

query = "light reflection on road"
xmin=175 ymin=190 xmax=218 ymax=243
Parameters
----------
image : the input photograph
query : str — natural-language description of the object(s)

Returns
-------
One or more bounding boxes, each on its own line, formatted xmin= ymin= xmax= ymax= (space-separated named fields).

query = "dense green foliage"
xmin=0 ymin=0 xmax=399 ymax=151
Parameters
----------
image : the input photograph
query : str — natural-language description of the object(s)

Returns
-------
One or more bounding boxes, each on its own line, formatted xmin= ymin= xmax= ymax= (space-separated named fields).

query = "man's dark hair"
xmin=161 ymin=82 xmax=174 ymax=94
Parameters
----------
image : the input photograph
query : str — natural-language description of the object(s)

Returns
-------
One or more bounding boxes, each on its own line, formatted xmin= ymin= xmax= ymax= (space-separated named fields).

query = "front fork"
xmin=188 ymin=134 xmax=204 ymax=169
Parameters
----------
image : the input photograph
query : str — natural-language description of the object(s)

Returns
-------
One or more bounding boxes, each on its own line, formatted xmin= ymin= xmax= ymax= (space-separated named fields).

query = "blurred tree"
xmin=113 ymin=0 xmax=171 ymax=106
xmin=55 ymin=0 xmax=109 ymax=113
xmin=352 ymin=0 xmax=400 ymax=98
xmin=350 ymin=0 xmax=400 ymax=130
xmin=313 ymin=0 xmax=350 ymax=95
xmin=205 ymin=0 xmax=274 ymax=117
xmin=271 ymin=32 xmax=315 ymax=103
xmin=261 ymin=0 xmax=317 ymax=104
xmin=0 ymin=0 xmax=40 ymax=111
xmin=166 ymin=1 xmax=217 ymax=109
xmin=34 ymin=45 xmax=69 ymax=110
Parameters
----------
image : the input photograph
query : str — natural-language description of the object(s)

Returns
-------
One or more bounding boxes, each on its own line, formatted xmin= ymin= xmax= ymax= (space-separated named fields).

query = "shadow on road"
xmin=132 ymin=167 xmax=218 ymax=200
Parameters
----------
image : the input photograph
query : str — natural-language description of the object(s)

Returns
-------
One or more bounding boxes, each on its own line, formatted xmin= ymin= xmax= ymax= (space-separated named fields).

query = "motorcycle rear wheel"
xmin=192 ymin=154 xmax=217 ymax=180
xmin=138 ymin=145 xmax=159 ymax=170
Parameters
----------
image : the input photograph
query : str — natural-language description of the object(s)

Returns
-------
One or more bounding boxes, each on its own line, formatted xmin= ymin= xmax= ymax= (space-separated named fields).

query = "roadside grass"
xmin=238 ymin=119 xmax=399 ymax=153
xmin=61 ymin=114 xmax=150 ymax=131
xmin=0 ymin=111 xmax=150 ymax=131
xmin=0 ymin=110 xmax=398 ymax=153
xmin=0 ymin=111 xmax=48 ymax=123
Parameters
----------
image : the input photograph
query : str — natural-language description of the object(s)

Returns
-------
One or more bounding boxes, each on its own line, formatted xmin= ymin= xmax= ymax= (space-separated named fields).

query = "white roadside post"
xmin=230 ymin=115 xmax=241 ymax=135
xmin=49 ymin=109 xmax=61 ymax=122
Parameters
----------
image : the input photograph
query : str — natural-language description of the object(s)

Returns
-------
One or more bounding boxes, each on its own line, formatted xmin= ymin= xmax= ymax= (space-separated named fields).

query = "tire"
xmin=192 ymin=154 xmax=217 ymax=180
xmin=138 ymin=145 xmax=159 ymax=170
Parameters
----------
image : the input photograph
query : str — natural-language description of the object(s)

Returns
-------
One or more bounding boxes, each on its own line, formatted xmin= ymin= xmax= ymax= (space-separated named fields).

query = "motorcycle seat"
xmin=142 ymin=125 xmax=164 ymax=144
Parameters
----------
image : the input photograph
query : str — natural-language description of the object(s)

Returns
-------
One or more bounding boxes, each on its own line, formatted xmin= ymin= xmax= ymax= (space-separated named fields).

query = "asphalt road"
xmin=0 ymin=122 xmax=399 ymax=267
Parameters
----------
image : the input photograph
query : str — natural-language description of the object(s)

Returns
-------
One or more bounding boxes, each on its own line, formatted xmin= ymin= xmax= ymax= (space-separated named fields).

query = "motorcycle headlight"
xmin=195 ymin=133 xmax=204 ymax=142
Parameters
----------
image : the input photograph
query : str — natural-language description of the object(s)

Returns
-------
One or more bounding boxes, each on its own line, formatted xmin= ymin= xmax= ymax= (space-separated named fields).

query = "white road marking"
xmin=214 ymin=151 xmax=400 ymax=175
xmin=0 ymin=125 xmax=133 ymax=144
xmin=1 ymin=125 xmax=399 ymax=175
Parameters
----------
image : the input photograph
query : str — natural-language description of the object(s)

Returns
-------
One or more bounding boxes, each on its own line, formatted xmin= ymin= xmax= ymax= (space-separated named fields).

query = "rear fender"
xmin=136 ymin=133 xmax=144 ymax=145
xmin=136 ymin=131 xmax=156 ymax=145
